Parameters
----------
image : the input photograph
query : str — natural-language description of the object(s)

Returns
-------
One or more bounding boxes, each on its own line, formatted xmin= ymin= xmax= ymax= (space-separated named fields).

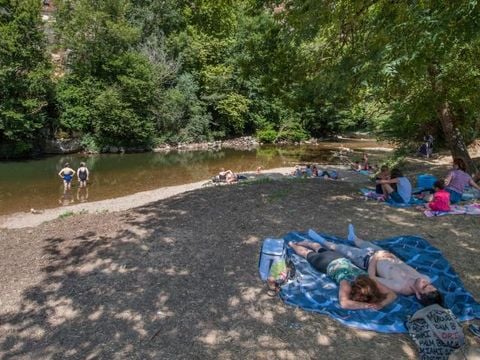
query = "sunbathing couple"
xmin=218 ymin=168 xmax=238 ymax=184
xmin=288 ymin=224 xmax=442 ymax=310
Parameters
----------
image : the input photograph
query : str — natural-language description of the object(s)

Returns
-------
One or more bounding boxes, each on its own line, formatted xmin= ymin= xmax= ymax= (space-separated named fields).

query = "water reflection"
xmin=59 ymin=190 xmax=75 ymax=206
xmin=0 ymin=141 xmax=389 ymax=216
xmin=76 ymin=187 xmax=89 ymax=203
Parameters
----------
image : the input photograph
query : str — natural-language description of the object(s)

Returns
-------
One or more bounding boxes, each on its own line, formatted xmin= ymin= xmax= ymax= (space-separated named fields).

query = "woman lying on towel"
xmin=289 ymin=241 xmax=396 ymax=310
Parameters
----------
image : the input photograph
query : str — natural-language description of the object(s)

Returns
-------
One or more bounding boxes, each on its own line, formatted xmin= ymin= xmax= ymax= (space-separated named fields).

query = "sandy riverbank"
xmin=0 ymin=165 xmax=375 ymax=229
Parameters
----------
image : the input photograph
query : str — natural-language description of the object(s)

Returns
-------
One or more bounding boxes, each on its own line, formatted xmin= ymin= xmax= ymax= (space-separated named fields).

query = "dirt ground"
xmin=1 ymin=151 xmax=480 ymax=359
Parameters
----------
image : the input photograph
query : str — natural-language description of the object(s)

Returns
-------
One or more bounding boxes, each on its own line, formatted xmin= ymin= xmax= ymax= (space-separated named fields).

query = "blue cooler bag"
xmin=417 ymin=174 xmax=437 ymax=191
xmin=258 ymin=238 xmax=285 ymax=281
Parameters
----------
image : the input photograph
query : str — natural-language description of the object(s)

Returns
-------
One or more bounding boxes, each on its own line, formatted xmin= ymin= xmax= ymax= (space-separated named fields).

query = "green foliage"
xmin=157 ymin=73 xmax=211 ymax=143
xmin=58 ymin=210 xmax=74 ymax=219
xmin=3 ymin=0 xmax=480 ymax=157
xmin=80 ymin=134 xmax=101 ymax=153
xmin=256 ymin=129 xmax=277 ymax=143
xmin=0 ymin=0 xmax=53 ymax=157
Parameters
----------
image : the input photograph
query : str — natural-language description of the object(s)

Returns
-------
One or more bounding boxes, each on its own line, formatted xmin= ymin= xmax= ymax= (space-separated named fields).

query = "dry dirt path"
xmin=0 ymin=157 xmax=479 ymax=359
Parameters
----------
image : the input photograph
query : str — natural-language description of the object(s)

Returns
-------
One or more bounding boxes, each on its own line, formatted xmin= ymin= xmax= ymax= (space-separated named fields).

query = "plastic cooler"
xmin=417 ymin=174 xmax=437 ymax=190
xmin=258 ymin=238 xmax=285 ymax=281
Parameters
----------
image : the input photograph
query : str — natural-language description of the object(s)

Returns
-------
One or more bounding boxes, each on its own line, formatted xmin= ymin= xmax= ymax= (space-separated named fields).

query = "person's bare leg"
xmin=348 ymin=224 xmax=383 ymax=251
xmin=383 ymin=183 xmax=394 ymax=194
xmin=294 ymin=240 xmax=322 ymax=252
xmin=308 ymin=229 xmax=372 ymax=269
xmin=288 ymin=241 xmax=319 ymax=258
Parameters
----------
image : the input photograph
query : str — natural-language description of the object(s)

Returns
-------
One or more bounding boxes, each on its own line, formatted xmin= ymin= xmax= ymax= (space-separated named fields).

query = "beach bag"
xmin=258 ymin=239 xmax=286 ymax=281
xmin=406 ymin=304 xmax=465 ymax=360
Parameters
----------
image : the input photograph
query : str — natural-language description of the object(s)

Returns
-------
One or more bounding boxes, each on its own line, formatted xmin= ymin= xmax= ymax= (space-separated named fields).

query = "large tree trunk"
xmin=436 ymin=101 xmax=478 ymax=174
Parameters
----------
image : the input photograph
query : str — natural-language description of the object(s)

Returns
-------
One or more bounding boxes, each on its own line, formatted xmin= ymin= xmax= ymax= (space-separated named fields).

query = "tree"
xmin=55 ymin=0 xmax=158 ymax=147
xmin=282 ymin=0 xmax=480 ymax=172
xmin=0 ymin=0 xmax=52 ymax=157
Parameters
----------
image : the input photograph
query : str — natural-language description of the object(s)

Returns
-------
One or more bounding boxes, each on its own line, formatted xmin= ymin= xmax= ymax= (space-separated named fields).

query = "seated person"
xmin=351 ymin=161 xmax=363 ymax=171
xmin=445 ymin=158 xmax=480 ymax=203
xmin=310 ymin=225 xmax=442 ymax=306
xmin=376 ymin=168 xmax=412 ymax=203
xmin=304 ymin=164 xmax=313 ymax=177
xmin=362 ymin=153 xmax=370 ymax=171
xmin=375 ymin=165 xmax=390 ymax=195
xmin=225 ymin=171 xmax=238 ymax=184
xmin=312 ymin=165 xmax=319 ymax=177
xmin=426 ymin=180 xmax=451 ymax=212
xmin=292 ymin=165 xmax=302 ymax=177
xmin=218 ymin=168 xmax=228 ymax=181
xmin=289 ymin=241 xmax=396 ymax=310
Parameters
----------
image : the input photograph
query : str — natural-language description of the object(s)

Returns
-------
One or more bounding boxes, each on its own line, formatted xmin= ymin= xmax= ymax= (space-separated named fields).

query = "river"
xmin=0 ymin=139 xmax=390 ymax=216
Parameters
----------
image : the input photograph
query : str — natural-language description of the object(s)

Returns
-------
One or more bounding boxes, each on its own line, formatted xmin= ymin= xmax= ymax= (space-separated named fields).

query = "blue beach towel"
xmin=279 ymin=231 xmax=480 ymax=333
xmin=385 ymin=196 xmax=425 ymax=208
xmin=359 ymin=188 xmax=425 ymax=207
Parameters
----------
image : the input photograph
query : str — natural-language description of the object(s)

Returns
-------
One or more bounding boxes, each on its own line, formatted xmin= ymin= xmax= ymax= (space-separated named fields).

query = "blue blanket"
xmin=279 ymin=232 xmax=480 ymax=333
xmin=359 ymin=188 xmax=425 ymax=207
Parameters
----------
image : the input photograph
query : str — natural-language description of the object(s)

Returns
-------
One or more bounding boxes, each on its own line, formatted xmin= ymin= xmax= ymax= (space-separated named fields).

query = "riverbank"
xmin=1 ymin=152 xmax=479 ymax=359
xmin=0 ymin=166 xmax=372 ymax=229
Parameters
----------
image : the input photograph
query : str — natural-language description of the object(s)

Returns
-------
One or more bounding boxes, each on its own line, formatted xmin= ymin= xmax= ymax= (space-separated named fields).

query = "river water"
xmin=0 ymin=140 xmax=390 ymax=216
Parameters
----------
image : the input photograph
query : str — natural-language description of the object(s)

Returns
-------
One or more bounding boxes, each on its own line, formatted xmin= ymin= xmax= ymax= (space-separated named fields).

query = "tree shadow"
xmin=5 ymin=179 xmax=475 ymax=359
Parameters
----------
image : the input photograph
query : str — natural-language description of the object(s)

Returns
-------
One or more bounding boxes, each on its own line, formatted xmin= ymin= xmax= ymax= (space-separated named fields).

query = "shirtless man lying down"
xmin=308 ymin=225 xmax=442 ymax=306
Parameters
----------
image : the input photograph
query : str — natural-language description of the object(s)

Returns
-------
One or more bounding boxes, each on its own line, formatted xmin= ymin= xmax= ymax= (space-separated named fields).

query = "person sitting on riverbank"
xmin=309 ymin=225 xmax=442 ymax=306
xmin=58 ymin=163 xmax=76 ymax=191
xmin=350 ymin=161 xmax=363 ymax=171
xmin=317 ymin=169 xmax=339 ymax=180
xmin=213 ymin=168 xmax=238 ymax=184
xmin=376 ymin=168 xmax=412 ymax=204
xmin=425 ymin=180 xmax=451 ymax=212
xmin=77 ymin=162 xmax=90 ymax=188
xmin=305 ymin=164 xmax=313 ymax=177
xmin=375 ymin=165 xmax=390 ymax=195
xmin=362 ymin=153 xmax=370 ymax=171
xmin=288 ymin=240 xmax=396 ymax=310
xmin=444 ymin=158 xmax=480 ymax=204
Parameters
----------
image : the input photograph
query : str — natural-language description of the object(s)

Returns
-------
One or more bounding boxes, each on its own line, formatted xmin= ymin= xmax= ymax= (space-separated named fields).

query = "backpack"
xmin=406 ymin=304 xmax=465 ymax=360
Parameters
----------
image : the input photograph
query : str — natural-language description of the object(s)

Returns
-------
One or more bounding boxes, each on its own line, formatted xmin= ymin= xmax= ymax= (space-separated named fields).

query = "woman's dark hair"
xmin=434 ymin=179 xmax=445 ymax=190
xmin=453 ymin=158 xmax=467 ymax=172
xmin=350 ymin=275 xmax=387 ymax=304
xmin=64 ymin=162 xmax=70 ymax=167
xmin=390 ymin=168 xmax=403 ymax=179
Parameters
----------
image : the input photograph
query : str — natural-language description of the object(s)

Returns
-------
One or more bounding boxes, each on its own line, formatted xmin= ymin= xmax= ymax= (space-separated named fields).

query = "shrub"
xmin=256 ymin=129 xmax=277 ymax=143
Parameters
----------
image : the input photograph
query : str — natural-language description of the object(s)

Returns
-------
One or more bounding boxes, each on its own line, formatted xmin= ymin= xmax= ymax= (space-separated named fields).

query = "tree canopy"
xmin=1 ymin=0 xmax=479 ymax=170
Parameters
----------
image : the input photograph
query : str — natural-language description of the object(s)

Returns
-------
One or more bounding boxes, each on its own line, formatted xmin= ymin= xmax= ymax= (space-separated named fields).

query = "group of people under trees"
xmin=374 ymin=158 xmax=480 ymax=209
xmin=288 ymin=224 xmax=441 ymax=310
xmin=349 ymin=152 xmax=376 ymax=172
xmin=282 ymin=154 xmax=480 ymax=309
xmin=292 ymin=164 xmax=338 ymax=179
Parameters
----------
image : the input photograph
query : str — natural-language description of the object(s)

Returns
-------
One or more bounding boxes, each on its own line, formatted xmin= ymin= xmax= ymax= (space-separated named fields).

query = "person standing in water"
xmin=58 ymin=163 xmax=75 ymax=191
xmin=77 ymin=162 xmax=90 ymax=188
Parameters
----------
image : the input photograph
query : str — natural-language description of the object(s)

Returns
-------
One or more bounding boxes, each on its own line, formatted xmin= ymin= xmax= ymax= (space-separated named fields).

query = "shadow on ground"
xmin=1 ymin=174 xmax=479 ymax=359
